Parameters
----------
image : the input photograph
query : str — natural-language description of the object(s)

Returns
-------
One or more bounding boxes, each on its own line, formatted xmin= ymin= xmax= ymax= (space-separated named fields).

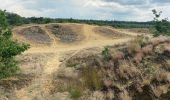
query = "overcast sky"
xmin=0 ymin=0 xmax=169 ymax=21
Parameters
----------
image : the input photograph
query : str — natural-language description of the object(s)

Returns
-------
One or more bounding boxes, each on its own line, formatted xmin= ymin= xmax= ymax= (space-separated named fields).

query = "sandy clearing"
xmin=12 ymin=23 xmax=138 ymax=100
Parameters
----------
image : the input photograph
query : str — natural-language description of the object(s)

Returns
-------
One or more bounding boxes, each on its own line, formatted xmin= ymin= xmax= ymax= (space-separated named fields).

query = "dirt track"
xmin=11 ymin=23 xmax=139 ymax=100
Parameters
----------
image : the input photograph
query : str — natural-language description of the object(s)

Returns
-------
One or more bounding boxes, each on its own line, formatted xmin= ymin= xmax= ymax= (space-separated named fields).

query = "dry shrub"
xmin=87 ymin=91 xmax=105 ymax=100
xmin=141 ymin=60 xmax=158 ymax=79
xmin=134 ymin=52 xmax=144 ymax=64
xmin=128 ymin=41 xmax=141 ymax=55
xmin=142 ymin=79 xmax=151 ymax=86
xmin=149 ymin=71 xmax=170 ymax=98
xmin=0 ymin=74 xmax=34 ymax=90
xmin=151 ymin=36 xmax=169 ymax=46
xmin=57 ymin=67 xmax=78 ymax=79
xmin=152 ymin=40 xmax=160 ymax=47
xmin=142 ymin=44 xmax=153 ymax=55
xmin=152 ymin=85 xmax=170 ymax=98
xmin=119 ymin=60 xmax=140 ymax=80
xmin=67 ymin=81 xmax=85 ymax=99
xmin=128 ymin=35 xmax=149 ymax=55
xmin=52 ymin=80 xmax=68 ymax=93
xmin=81 ymin=66 xmax=104 ymax=91
xmin=154 ymin=44 xmax=165 ymax=54
xmin=103 ymin=79 xmax=113 ymax=88
xmin=52 ymin=79 xmax=85 ymax=99
xmin=113 ymin=51 xmax=125 ymax=61
xmin=106 ymin=90 xmax=115 ymax=100
xmin=163 ymin=43 xmax=170 ymax=52
xmin=155 ymin=72 xmax=170 ymax=83
xmin=53 ymin=66 xmax=104 ymax=99
xmin=118 ymin=90 xmax=132 ymax=100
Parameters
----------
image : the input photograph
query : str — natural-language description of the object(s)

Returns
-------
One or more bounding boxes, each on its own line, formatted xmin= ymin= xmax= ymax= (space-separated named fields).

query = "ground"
xmin=0 ymin=23 xmax=147 ymax=100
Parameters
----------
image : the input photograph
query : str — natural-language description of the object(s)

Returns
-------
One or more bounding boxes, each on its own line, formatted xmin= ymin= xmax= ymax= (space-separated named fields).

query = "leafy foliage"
xmin=102 ymin=47 xmax=111 ymax=61
xmin=152 ymin=9 xmax=170 ymax=36
xmin=0 ymin=10 xmax=29 ymax=79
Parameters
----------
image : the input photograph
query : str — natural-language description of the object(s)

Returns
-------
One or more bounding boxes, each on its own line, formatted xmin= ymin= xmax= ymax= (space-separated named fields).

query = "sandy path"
xmin=14 ymin=24 xmax=137 ymax=100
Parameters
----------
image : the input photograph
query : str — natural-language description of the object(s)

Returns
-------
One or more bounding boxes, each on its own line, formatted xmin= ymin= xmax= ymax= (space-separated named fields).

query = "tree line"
xmin=5 ymin=11 xmax=153 ymax=28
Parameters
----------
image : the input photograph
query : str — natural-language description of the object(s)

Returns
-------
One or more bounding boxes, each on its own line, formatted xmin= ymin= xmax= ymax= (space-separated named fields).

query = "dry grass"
xmin=118 ymin=90 xmax=132 ymax=100
xmin=119 ymin=60 xmax=140 ymax=80
xmin=81 ymin=66 xmax=104 ymax=91
xmin=0 ymin=74 xmax=34 ymax=91
xmin=51 ymin=78 xmax=85 ymax=99
xmin=59 ymin=35 xmax=170 ymax=100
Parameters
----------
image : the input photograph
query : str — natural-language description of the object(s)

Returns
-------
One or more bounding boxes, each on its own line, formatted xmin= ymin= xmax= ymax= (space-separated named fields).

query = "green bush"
xmin=0 ymin=10 xmax=29 ymax=79
xmin=152 ymin=9 xmax=170 ymax=36
xmin=68 ymin=83 xmax=84 ymax=100
xmin=102 ymin=47 xmax=111 ymax=61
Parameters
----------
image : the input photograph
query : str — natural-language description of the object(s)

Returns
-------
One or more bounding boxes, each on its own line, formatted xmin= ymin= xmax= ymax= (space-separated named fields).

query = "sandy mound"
xmin=16 ymin=26 xmax=52 ymax=45
xmin=46 ymin=24 xmax=85 ymax=43
xmin=93 ymin=26 xmax=129 ymax=38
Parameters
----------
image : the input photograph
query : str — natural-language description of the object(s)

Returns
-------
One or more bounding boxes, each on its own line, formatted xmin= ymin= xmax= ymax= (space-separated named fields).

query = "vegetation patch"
xmin=0 ymin=74 xmax=35 ymax=91
xmin=51 ymin=36 xmax=170 ymax=100
xmin=122 ymin=28 xmax=150 ymax=34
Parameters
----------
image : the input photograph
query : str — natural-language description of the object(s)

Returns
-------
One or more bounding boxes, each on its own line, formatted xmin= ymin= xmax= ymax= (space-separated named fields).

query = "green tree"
xmin=6 ymin=12 xmax=24 ymax=26
xmin=0 ymin=10 xmax=29 ymax=79
xmin=152 ymin=9 xmax=170 ymax=36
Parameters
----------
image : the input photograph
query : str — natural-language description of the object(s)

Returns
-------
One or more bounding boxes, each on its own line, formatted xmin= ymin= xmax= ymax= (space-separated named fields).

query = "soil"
xmin=46 ymin=24 xmax=84 ymax=43
xmin=16 ymin=26 xmax=51 ymax=45
xmin=93 ymin=26 xmax=129 ymax=38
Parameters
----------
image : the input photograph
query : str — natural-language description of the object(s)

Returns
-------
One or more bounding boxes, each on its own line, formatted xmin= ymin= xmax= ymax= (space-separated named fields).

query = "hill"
xmin=0 ymin=23 xmax=169 ymax=100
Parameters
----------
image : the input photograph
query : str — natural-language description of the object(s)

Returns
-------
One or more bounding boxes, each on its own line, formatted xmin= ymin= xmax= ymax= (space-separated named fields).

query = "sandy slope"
xmin=21 ymin=24 xmax=136 ymax=53
xmin=12 ymin=23 xmax=139 ymax=100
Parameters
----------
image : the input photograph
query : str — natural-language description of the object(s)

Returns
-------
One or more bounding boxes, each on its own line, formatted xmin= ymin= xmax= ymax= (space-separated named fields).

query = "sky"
xmin=0 ymin=0 xmax=169 ymax=21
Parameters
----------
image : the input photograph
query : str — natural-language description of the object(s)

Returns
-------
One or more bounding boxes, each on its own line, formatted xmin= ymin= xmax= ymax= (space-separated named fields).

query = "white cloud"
xmin=0 ymin=0 xmax=169 ymax=21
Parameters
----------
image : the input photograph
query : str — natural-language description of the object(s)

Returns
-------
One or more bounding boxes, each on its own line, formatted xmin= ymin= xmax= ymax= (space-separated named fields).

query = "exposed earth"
xmin=2 ymin=23 xmax=168 ymax=100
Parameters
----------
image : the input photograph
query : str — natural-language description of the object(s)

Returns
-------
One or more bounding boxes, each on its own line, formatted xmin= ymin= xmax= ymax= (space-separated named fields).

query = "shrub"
xmin=128 ymin=35 xmax=149 ymax=55
xmin=102 ymin=47 xmax=111 ymax=61
xmin=0 ymin=10 xmax=29 ymax=79
xmin=128 ymin=38 xmax=142 ymax=54
xmin=142 ymin=45 xmax=153 ymax=55
xmin=141 ymin=58 xmax=157 ymax=79
xmin=113 ymin=51 xmax=124 ymax=60
xmin=68 ymin=83 xmax=84 ymax=100
xmin=134 ymin=52 xmax=144 ymax=64
xmin=81 ymin=66 xmax=103 ymax=91
xmin=152 ymin=9 xmax=170 ymax=36
xmin=53 ymin=79 xmax=84 ymax=99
